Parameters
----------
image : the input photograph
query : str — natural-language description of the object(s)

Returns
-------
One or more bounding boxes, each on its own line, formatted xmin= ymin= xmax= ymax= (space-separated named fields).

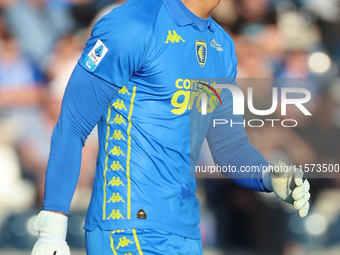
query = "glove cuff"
xmin=33 ymin=210 xmax=68 ymax=239
xmin=262 ymin=165 xmax=273 ymax=192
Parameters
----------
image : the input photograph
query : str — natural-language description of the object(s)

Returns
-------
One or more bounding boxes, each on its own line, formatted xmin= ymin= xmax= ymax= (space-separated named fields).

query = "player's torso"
xmin=87 ymin=2 xmax=235 ymax=238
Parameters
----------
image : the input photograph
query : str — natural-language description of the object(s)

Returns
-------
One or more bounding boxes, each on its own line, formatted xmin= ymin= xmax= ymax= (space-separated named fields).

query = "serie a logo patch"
xmin=84 ymin=39 xmax=109 ymax=72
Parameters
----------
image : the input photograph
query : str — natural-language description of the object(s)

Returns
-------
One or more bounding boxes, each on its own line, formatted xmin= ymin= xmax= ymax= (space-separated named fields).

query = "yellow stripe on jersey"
xmin=126 ymin=86 xmax=137 ymax=219
xmin=103 ymin=104 xmax=112 ymax=220
xmin=132 ymin=229 xmax=144 ymax=255
xmin=110 ymin=232 xmax=118 ymax=255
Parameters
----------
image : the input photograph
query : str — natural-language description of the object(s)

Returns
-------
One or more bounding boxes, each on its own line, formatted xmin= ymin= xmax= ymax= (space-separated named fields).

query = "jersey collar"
xmin=162 ymin=0 xmax=215 ymax=32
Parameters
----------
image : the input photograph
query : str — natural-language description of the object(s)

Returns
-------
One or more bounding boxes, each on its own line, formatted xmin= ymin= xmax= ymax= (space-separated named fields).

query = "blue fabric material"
xmin=206 ymin=78 xmax=270 ymax=192
xmin=163 ymin=0 xmax=213 ymax=31
xmin=43 ymin=0 xmax=270 ymax=239
xmin=85 ymin=227 xmax=203 ymax=255
xmin=43 ymin=64 xmax=120 ymax=214
xmin=175 ymin=0 xmax=209 ymax=31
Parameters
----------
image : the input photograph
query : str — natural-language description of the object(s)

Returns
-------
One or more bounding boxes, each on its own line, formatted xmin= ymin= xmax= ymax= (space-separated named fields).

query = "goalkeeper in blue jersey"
xmin=31 ymin=0 xmax=310 ymax=254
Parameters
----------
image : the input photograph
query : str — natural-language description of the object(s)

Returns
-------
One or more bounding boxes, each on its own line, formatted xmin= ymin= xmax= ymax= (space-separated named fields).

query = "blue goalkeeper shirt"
xmin=43 ymin=0 xmax=269 ymax=239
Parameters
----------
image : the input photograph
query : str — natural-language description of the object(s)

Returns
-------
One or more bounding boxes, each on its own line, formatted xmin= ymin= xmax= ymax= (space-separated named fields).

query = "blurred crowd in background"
xmin=0 ymin=0 xmax=340 ymax=254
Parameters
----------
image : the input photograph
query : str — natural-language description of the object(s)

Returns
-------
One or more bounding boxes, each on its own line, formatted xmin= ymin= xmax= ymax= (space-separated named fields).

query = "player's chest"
xmin=125 ymin=28 xmax=230 ymax=116
xmin=135 ymin=27 xmax=228 ymax=91
xmin=154 ymin=29 xmax=226 ymax=78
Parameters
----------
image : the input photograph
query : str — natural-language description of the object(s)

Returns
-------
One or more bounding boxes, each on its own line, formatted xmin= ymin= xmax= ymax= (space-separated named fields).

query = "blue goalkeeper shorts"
xmin=85 ymin=227 xmax=203 ymax=255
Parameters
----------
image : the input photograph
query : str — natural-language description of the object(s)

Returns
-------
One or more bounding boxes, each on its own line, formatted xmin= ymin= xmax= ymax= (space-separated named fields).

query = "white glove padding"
xmin=264 ymin=161 xmax=310 ymax=218
xmin=31 ymin=211 xmax=70 ymax=255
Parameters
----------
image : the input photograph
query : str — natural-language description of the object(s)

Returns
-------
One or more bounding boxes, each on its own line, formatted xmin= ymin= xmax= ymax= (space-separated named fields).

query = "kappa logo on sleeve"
xmin=84 ymin=39 xmax=109 ymax=72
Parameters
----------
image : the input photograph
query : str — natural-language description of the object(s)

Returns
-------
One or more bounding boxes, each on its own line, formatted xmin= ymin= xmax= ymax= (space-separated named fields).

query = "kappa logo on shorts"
xmin=84 ymin=39 xmax=108 ymax=72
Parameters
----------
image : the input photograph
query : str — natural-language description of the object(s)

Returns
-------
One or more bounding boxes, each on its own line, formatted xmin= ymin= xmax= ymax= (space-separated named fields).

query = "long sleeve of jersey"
xmin=206 ymin=85 xmax=270 ymax=192
xmin=43 ymin=64 xmax=120 ymax=214
xmin=43 ymin=9 xmax=149 ymax=214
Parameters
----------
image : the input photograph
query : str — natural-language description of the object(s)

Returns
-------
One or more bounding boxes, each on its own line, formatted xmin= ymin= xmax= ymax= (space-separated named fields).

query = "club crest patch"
xmin=196 ymin=40 xmax=207 ymax=68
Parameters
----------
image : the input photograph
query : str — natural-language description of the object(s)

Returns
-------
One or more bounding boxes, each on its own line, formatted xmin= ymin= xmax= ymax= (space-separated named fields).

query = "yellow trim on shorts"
xmin=110 ymin=232 xmax=118 ymax=255
xmin=132 ymin=229 xmax=144 ymax=255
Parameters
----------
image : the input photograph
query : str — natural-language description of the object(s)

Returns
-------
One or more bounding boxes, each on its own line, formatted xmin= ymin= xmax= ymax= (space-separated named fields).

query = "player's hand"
xmin=31 ymin=210 xmax=71 ymax=255
xmin=264 ymin=161 xmax=310 ymax=218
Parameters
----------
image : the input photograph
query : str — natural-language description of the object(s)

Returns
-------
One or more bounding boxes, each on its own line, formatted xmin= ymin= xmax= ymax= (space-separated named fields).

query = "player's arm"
xmin=206 ymin=95 xmax=269 ymax=192
xmin=42 ymin=64 xmax=121 ymax=215
xmin=31 ymin=64 xmax=120 ymax=255
xmin=206 ymin=36 xmax=310 ymax=217
xmin=31 ymin=11 xmax=152 ymax=255
xmin=206 ymin=97 xmax=310 ymax=217
xmin=206 ymin=58 xmax=268 ymax=191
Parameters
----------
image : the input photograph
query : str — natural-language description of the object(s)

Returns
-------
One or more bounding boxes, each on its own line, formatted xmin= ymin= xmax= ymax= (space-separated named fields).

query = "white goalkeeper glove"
xmin=31 ymin=210 xmax=71 ymax=255
xmin=263 ymin=161 xmax=310 ymax=218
